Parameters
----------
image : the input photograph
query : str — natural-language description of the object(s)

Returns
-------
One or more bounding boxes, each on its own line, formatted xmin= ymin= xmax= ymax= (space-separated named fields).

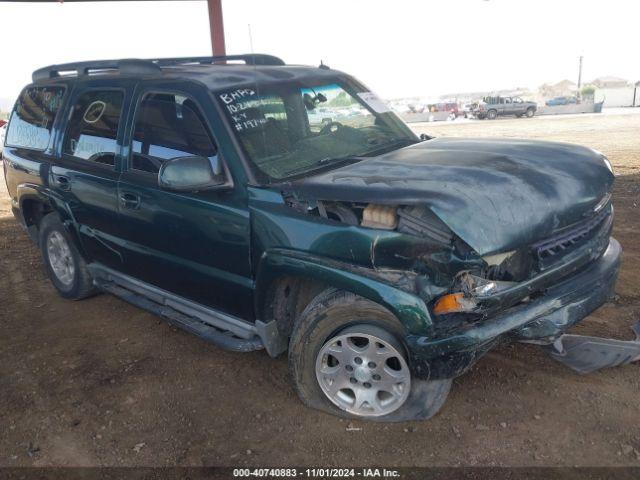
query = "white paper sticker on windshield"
xmin=357 ymin=92 xmax=390 ymax=113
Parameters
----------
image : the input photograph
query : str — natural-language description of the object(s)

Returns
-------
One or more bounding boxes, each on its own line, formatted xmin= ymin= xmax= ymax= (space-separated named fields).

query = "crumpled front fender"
xmin=254 ymin=248 xmax=435 ymax=336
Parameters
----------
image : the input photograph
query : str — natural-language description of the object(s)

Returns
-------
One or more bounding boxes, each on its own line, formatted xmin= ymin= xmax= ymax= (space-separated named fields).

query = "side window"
xmin=63 ymin=90 xmax=124 ymax=166
xmin=131 ymin=93 xmax=217 ymax=174
xmin=6 ymin=86 xmax=65 ymax=150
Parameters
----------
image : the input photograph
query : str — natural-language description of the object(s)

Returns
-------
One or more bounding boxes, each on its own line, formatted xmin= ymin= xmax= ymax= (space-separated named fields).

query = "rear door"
xmin=116 ymin=84 xmax=254 ymax=319
xmin=50 ymin=82 xmax=133 ymax=268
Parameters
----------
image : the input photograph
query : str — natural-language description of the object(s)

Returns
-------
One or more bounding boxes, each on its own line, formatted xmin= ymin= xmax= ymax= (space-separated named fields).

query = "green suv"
xmin=2 ymin=55 xmax=620 ymax=421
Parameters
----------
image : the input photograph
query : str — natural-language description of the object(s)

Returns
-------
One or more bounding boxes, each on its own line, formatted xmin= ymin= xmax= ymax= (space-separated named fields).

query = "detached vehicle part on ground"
xmin=474 ymin=95 xmax=537 ymax=119
xmin=2 ymin=55 xmax=627 ymax=421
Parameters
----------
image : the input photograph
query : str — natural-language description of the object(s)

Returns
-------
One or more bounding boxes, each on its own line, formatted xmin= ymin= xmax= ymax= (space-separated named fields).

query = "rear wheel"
xmin=289 ymin=289 xmax=451 ymax=421
xmin=39 ymin=213 xmax=96 ymax=300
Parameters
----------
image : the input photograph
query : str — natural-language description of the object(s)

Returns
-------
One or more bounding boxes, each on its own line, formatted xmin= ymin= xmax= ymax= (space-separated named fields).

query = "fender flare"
xmin=254 ymin=248 xmax=434 ymax=336
xmin=16 ymin=183 xmax=85 ymax=255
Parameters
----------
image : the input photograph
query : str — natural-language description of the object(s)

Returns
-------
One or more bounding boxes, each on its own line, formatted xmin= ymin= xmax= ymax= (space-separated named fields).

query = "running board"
xmin=88 ymin=264 xmax=264 ymax=353
xmin=543 ymin=322 xmax=640 ymax=374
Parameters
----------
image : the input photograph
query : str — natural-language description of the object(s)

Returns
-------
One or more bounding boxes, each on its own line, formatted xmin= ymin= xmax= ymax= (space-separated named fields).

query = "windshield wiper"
xmin=316 ymin=154 xmax=366 ymax=166
xmin=278 ymin=138 xmax=418 ymax=180
xmin=361 ymin=137 xmax=418 ymax=156
xmin=284 ymin=154 xmax=365 ymax=177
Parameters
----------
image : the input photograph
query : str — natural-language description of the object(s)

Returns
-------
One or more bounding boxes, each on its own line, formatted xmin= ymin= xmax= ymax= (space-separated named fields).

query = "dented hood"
xmin=289 ymin=137 xmax=614 ymax=255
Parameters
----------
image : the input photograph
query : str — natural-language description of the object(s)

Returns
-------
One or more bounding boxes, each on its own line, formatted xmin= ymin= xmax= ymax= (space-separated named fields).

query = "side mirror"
xmin=158 ymin=155 xmax=226 ymax=192
xmin=420 ymin=133 xmax=433 ymax=141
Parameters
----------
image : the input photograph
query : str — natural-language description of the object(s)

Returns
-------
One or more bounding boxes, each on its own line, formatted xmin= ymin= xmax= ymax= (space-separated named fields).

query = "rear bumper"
xmin=406 ymin=237 xmax=622 ymax=379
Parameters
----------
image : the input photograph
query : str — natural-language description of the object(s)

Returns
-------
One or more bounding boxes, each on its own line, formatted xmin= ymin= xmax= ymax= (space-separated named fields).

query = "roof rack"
xmin=32 ymin=54 xmax=286 ymax=82
xmin=32 ymin=59 xmax=161 ymax=82
xmin=148 ymin=54 xmax=285 ymax=67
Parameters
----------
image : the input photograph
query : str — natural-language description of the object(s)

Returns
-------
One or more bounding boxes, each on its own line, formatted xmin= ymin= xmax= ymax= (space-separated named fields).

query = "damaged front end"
xmin=404 ymin=199 xmax=623 ymax=379
xmin=277 ymin=183 xmax=624 ymax=380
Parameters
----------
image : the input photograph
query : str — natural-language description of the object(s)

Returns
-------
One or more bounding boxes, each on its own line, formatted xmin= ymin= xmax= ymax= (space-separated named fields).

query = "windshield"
xmin=215 ymin=78 xmax=418 ymax=183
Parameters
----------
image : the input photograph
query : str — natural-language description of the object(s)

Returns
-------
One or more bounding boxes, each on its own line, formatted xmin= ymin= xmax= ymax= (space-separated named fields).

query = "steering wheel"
xmin=319 ymin=121 xmax=344 ymax=135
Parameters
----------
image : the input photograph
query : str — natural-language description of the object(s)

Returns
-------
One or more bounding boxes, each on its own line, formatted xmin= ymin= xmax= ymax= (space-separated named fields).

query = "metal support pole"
xmin=207 ymin=0 xmax=226 ymax=57
xmin=577 ymin=55 xmax=583 ymax=100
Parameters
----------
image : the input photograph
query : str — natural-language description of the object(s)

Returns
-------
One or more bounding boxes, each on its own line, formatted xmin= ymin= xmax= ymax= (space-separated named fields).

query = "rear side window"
xmin=6 ymin=86 xmax=65 ymax=150
xmin=131 ymin=93 xmax=217 ymax=174
xmin=63 ymin=90 xmax=124 ymax=167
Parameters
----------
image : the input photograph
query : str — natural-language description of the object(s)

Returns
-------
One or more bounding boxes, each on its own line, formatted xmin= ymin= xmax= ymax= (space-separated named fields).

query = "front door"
xmin=502 ymin=97 xmax=515 ymax=115
xmin=512 ymin=97 xmax=524 ymax=114
xmin=116 ymin=88 xmax=253 ymax=319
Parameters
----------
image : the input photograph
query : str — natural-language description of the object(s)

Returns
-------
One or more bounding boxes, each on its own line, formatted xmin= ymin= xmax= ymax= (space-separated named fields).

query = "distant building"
xmin=590 ymin=76 xmax=629 ymax=88
xmin=538 ymin=80 xmax=578 ymax=99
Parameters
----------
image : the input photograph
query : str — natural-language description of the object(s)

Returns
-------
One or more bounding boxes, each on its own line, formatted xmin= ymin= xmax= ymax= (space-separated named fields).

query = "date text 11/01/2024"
xmin=232 ymin=468 xmax=401 ymax=478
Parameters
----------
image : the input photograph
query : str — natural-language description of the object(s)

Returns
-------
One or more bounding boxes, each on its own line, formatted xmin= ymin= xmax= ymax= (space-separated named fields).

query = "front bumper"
xmin=406 ymin=238 xmax=622 ymax=380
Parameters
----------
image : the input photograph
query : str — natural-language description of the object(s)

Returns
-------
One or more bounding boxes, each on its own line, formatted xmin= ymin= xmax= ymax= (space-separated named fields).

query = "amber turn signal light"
xmin=433 ymin=293 xmax=466 ymax=315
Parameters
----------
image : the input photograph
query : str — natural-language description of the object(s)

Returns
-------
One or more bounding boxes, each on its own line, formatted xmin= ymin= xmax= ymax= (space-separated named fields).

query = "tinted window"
xmin=63 ymin=90 xmax=124 ymax=166
xmin=6 ymin=86 xmax=65 ymax=150
xmin=131 ymin=94 xmax=217 ymax=174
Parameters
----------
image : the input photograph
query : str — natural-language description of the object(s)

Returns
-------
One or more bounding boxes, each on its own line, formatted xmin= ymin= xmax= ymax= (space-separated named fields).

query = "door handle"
xmin=120 ymin=192 xmax=141 ymax=209
xmin=53 ymin=174 xmax=71 ymax=191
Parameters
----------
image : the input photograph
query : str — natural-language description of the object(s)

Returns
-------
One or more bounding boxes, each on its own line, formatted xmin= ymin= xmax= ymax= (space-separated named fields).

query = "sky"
xmin=1 ymin=0 xmax=639 ymax=108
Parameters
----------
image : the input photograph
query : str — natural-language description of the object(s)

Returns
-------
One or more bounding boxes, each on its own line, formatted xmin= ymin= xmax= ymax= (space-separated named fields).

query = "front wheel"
xmin=487 ymin=109 xmax=498 ymax=120
xmin=526 ymin=107 xmax=535 ymax=117
xmin=289 ymin=290 xmax=451 ymax=421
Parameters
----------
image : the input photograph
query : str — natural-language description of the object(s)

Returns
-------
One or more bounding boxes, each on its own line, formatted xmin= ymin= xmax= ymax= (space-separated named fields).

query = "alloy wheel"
xmin=46 ymin=231 xmax=75 ymax=286
xmin=315 ymin=327 xmax=411 ymax=417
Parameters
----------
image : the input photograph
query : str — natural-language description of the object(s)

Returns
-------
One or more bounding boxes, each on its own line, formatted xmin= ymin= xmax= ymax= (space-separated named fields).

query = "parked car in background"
xmin=427 ymin=102 xmax=459 ymax=115
xmin=462 ymin=102 xmax=479 ymax=118
xmin=546 ymin=96 xmax=578 ymax=106
xmin=473 ymin=96 xmax=537 ymax=119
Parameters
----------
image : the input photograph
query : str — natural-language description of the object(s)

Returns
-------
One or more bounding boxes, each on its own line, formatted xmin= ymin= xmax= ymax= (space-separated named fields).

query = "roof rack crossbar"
xmin=32 ymin=59 xmax=161 ymax=82
xmin=31 ymin=54 xmax=285 ymax=83
xmin=149 ymin=54 xmax=285 ymax=67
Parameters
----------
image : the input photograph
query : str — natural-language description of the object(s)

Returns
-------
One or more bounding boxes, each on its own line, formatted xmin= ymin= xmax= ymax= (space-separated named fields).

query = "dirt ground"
xmin=1 ymin=111 xmax=639 ymax=467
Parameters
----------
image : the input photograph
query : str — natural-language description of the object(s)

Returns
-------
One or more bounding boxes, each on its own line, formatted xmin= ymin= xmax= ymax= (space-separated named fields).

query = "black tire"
xmin=289 ymin=289 xmax=451 ymax=422
xmin=39 ymin=213 xmax=96 ymax=300
xmin=487 ymin=109 xmax=498 ymax=120
xmin=526 ymin=107 xmax=535 ymax=118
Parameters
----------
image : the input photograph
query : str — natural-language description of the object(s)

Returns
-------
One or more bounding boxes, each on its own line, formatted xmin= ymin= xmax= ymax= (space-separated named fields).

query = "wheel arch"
xmin=254 ymin=249 xmax=435 ymax=338
xmin=17 ymin=184 xmax=85 ymax=255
